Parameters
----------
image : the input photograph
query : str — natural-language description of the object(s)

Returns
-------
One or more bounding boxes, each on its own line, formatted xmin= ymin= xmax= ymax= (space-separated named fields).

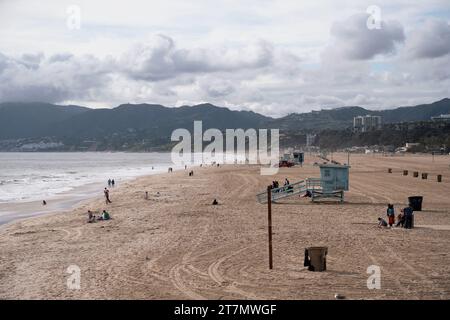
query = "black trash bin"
xmin=408 ymin=196 xmax=423 ymax=211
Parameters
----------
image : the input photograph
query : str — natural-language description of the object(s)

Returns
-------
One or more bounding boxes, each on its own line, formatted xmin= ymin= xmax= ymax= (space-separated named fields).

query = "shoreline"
xmin=0 ymin=163 xmax=186 ymax=226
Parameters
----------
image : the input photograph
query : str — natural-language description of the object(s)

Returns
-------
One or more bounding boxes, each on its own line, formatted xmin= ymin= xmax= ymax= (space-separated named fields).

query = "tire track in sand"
xmin=207 ymin=244 xmax=261 ymax=299
xmin=168 ymin=223 xmax=211 ymax=299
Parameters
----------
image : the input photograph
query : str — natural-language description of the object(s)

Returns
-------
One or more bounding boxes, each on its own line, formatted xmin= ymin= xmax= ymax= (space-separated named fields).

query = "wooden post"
xmin=267 ymin=185 xmax=273 ymax=270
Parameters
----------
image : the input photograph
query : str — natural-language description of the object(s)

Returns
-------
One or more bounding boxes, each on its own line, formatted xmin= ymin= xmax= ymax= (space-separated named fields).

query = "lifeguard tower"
xmin=256 ymin=163 xmax=350 ymax=203
xmin=292 ymin=152 xmax=304 ymax=166
xmin=309 ymin=164 xmax=350 ymax=202
xmin=280 ymin=150 xmax=304 ymax=166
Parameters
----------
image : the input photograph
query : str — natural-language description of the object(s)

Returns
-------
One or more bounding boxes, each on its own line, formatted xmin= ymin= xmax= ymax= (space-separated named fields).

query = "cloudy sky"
xmin=0 ymin=0 xmax=449 ymax=117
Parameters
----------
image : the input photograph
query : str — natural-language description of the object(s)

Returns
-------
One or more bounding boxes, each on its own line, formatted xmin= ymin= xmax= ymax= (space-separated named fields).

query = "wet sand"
xmin=0 ymin=153 xmax=449 ymax=299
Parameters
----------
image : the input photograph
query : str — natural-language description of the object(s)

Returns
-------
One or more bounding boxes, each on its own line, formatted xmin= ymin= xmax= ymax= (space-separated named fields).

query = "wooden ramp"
xmin=256 ymin=178 xmax=321 ymax=203
xmin=256 ymin=178 xmax=346 ymax=203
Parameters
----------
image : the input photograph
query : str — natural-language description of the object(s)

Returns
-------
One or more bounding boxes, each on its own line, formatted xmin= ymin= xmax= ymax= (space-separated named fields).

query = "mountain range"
xmin=0 ymin=98 xmax=449 ymax=150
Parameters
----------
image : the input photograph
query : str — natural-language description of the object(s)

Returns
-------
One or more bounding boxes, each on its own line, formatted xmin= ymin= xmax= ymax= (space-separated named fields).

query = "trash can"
xmin=437 ymin=175 xmax=442 ymax=182
xmin=388 ymin=168 xmax=392 ymax=173
xmin=422 ymin=173 xmax=428 ymax=179
xmin=408 ymin=196 xmax=423 ymax=211
xmin=413 ymin=171 xmax=419 ymax=178
xmin=403 ymin=170 xmax=408 ymax=176
xmin=305 ymin=247 xmax=328 ymax=272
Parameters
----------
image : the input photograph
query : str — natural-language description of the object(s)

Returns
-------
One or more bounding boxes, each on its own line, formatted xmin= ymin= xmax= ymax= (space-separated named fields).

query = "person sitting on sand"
xmin=98 ymin=210 xmax=110 ymax=221
xmin=87 ymin=210 xmax=96 ymax=223
xmin=303 ymin=190 xmax=312 ymax=198
xmin=396 ymin=212 xmax=405 ymax=227
xmin=386 ymin=204 xmax=395 ymax=227
xmin=212 ymin=199 xmax=218 ymax=205
xmin=378 ymin=217 xmax=388 ymax=228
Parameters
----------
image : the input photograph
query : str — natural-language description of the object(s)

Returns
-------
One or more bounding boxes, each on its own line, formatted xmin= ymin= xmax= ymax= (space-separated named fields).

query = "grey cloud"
xmin=199 ymin=79 xmax=235 ymax=98
xmin=407 ymin=19 xmax=450 ymax=59
xmin=121 ymin=34 xmax=274 ymax=81
xmin=48 ymin=53 xmax=74 ymax=63
xmin=329 ymin=13 xmax=405 ymax=60
xmin=0 ymin=52 xmax=112 ymax=103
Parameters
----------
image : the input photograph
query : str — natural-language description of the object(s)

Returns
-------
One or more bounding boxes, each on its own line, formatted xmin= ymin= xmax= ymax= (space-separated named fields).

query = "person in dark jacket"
xmin=403 ymin=206 xmax=414 ymax=229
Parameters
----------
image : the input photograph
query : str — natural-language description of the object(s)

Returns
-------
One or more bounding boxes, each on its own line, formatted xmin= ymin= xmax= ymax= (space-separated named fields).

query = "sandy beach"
xmin=0 ymin=153 xmax=449 ymax=300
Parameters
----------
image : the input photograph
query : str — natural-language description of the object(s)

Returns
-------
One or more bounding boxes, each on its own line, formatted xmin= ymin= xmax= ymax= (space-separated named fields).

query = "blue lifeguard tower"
xmin=310 ymin=164 xmax=350 ymax=202
xmin=293 ymin=152 xmax=304 ymax=166
xmin=256 ymin=163 xmax=350 ymax=204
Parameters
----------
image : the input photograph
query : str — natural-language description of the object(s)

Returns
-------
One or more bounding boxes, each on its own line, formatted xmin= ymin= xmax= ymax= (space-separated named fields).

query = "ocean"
xmin=0 ymin=152 xmax=176 ymax=203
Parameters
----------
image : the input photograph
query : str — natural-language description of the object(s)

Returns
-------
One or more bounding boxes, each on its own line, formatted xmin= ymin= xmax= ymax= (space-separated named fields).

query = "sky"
xmin=0 ymin=0 xmax=449 ymax=117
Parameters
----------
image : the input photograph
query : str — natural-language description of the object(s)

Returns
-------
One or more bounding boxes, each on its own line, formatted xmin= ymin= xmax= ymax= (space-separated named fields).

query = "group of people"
xmin=378 ymin=203 xmax=414 ymax=229
xmin=107 ymin=179 xmax=115 ymax=187
xmin=270 ymin=178 xmax=291 ymax=191
xmin=87 ymin=209 xmax=111 ymax=223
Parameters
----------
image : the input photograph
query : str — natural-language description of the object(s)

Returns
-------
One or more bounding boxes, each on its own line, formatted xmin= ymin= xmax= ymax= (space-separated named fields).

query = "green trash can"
xmin=408 ymin=196 xmax=423 ymax=211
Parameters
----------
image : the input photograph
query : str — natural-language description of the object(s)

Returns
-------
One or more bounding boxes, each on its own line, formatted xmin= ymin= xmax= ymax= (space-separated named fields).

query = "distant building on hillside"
xmin=431 ymin=114 xmax=450 ymax=122
xmin=405 ymin=142 xmax=420 ymax=150
xmin=353 ymin=115 xmax=382 ymax=132
xmin=306 ymin=134 xmax=316 ymax=147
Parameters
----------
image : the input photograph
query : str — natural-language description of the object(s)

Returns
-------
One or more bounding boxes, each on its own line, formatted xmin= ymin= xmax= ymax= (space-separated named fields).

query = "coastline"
xmin=0 ymin=181 xmax=106 ymax=226
xmin=0 ymin=152 xmax=182 ymax=225
xmin=0 ymin=166 xmax=187 ymax=226
xmin=0 ymin=153 xmax=449 ymax=299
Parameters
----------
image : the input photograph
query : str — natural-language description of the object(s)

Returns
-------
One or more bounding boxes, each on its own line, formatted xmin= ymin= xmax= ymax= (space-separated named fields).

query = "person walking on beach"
xmin=104 ymin=188 xmax=112 ymax=204
xmin=386 ymin=204 xmax=395 ymax=227
xmin=111 ymin=179 xmax=115 ymax=187
xmin=108 ymin=179 xmax=111 ymax=187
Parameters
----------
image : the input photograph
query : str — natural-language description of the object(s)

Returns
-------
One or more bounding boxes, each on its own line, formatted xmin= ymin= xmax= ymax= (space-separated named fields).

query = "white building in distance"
xmin=431 ymin=114 xmax=450 ymax=122
xmin=306 ymin=134 xmax=316 ymax=146
xmin=353 ymin=115 xmax=382 ymax=132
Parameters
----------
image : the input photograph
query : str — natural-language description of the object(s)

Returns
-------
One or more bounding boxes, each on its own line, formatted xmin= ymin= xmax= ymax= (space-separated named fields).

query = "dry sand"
xmin=0 ymin=153 xmax=449 ymax=299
